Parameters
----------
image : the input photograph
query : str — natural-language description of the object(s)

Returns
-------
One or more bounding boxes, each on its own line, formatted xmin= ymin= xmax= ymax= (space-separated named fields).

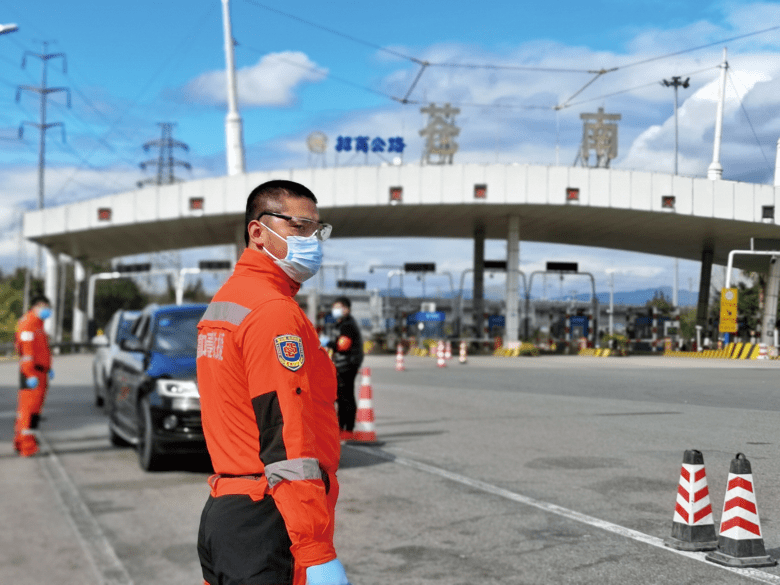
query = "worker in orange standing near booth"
xmin=196 ymin=180 xmax=351 ymax=585
xmin=14 ymin=295 xmax=53 ymax=456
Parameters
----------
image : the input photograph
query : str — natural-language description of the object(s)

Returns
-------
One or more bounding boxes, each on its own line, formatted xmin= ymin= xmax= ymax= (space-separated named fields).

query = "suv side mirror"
xmin=120 ymin=336 xmax=146 ymax=353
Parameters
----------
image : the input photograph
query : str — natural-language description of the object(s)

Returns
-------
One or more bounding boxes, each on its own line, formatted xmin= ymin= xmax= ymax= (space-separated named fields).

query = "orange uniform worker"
xmin=196 ymin=180 xmax=351 ymax=585
xmin=14 ymin=295 xmax=53 ymax=456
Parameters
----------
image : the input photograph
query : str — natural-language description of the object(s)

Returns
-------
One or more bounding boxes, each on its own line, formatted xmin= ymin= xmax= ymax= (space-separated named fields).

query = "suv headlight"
xmin=156 ymin=379 xmax=199 ymax=398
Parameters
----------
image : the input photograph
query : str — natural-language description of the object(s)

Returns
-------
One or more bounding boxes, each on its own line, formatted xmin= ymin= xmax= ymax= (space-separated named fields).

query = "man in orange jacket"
xmin=197 ymin=180 xmax=351 ymax=585
xmin=14 ymin=295 xmax=53 ymax=456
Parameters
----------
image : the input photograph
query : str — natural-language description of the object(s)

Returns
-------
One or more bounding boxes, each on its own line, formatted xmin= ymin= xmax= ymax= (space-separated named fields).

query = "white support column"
xmin=72 ymin=260 xmax=86 ymax=343
xmin=708 ymin=48 xmax=728 ymax=180
xmin=763 ymin=258 xmax=780 ymax=347
xmin=774 ymin=137 xmax=780 ymax=186
xmin=44 ymin=248 xmax=58 ymax=337
xmin=505 ymin=215 xmax=520 ymax=345
xmin=222 ymin=0 xmax=245 ymax=175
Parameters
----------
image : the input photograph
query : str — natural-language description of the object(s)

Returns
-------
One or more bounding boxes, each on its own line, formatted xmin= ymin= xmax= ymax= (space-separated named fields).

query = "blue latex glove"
xmin=319 ymin=334 xmax=330 ymax=347
xmin=306 ymin=559 xmax=351 ymax=585
xmin=26 ymin=377 xmax=38 ymax=389
xmin=49 ymin=369 xmax=54 ymax=380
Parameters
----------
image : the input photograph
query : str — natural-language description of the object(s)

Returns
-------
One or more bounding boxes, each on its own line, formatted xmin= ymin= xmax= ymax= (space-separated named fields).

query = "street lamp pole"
xmin=662 ymin=76 xmax=690 ymax=175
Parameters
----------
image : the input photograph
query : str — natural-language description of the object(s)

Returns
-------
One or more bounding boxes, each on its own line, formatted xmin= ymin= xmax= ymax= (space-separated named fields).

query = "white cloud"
xmin=182 ymin=51 xmax=327 ymax=107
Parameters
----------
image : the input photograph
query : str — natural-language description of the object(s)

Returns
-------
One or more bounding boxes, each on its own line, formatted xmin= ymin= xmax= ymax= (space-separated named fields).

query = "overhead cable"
xmin=236 ymin=42 xmax=398 ymax=101
xmin=559 ymin=65 xmax=719 ymax=109
xmin=615 ymin=25 xmax=780 ymax=71
xmin=727 ymin=70 xmax=772 ymax=176
xmin=239 ymin=0 xmax=780 ymax=98
xmin=241 ymin=0 xmax=424 ymax=65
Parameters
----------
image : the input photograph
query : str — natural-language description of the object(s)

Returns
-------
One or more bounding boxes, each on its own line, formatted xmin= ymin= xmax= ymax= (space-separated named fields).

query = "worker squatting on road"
xmin=326 ymin=297 xmax=364 ymax=441
xmin=14 ymin=295 xmax=54 ymax=457
xmin=196 ymin=180 xmax=352 ymax=585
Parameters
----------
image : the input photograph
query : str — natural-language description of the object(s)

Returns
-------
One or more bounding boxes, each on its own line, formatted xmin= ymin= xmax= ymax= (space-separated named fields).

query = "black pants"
xmin=336 ymin=366 xmax=359 ymax=432
xmin=198 ymin=494 xmax=294 ymax=585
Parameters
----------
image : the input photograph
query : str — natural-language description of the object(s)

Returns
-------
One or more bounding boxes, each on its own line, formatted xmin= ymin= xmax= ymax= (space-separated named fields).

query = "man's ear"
xmin=247 ymin=219 xmax=264 ymax=247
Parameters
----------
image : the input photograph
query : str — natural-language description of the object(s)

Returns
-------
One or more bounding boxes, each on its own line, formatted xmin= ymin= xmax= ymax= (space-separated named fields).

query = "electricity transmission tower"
xmin=16 ymin=41 xmax=71 ymax=275
xmin=137 ymin=122 xmax=191 ymax=187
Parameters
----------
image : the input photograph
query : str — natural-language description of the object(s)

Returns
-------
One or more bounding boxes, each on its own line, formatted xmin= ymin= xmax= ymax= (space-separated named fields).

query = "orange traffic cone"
xmin=395 ymin=343 xmax=405 ymax=371
xmin=351 ymin=368 xmax=381 ymax=444
xmin=706 ymin=453 xmax=777 ymax=567
xmin=437 ymin=340 xmax=446 ymax=368
xmin=458 ymin=340 xmax=467 ymax=364
xmin=665 ymin=450 xmax=717 ymax=551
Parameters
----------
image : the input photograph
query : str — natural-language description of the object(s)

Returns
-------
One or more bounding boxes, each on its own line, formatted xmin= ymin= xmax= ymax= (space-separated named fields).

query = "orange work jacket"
xmin=16 ymin=310 xmax=51 ymax=378
xmin=197 ymin=248 xmax=340 ymax=569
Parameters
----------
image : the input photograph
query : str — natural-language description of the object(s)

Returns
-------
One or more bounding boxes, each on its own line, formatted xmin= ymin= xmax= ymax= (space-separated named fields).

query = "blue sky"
xmin=2 ymin=0 xmax=780 ymax=299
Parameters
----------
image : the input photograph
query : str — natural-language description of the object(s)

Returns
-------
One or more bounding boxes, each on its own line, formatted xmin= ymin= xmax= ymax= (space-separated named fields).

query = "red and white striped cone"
xmin=444 ymin=340 xmax=452 ymax=360
xmin=458 ymin=340 xmax=467 ymax=364
xmin=395 ymin=343 xmax=405 ymax=371
xmin=437 ymin=340 xmax=446 ymax=368
xmin=351 ymin=368 xmax=381 ymax=444
xmin=665 ymin=449 xmax=717 ymax=551
xmin=758 ymin=343 xmax=768 ymax=360
xmin=706 ymin=453 xmax=777 ymax=567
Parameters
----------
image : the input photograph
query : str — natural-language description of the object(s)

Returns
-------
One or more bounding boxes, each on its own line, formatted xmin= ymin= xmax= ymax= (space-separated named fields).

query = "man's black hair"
xmin=30 ymin=295 xmax=51 ymax=306
xmin=334 ymin=296 xmax=351 ymax=309
xmin=244 ymin=180 xmax=318 ymax=247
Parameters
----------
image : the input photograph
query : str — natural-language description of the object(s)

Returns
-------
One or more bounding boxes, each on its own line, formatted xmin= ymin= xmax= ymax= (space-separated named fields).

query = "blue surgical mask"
xmin=332 ymin=307 xmax=344 ymax=320
xmin=262 ymin=223 xmax=323 ymax=283
xmin=37 ymin=307 xmax=52 ymax=320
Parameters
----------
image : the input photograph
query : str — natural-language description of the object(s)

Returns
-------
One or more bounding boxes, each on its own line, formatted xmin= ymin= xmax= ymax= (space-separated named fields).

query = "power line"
xmin=240 ymin=0 xmax=424 ymax=65
xmin=236 ymin=42 xmax=397 ymax=101
xmin=615 ymin=25 xmax=780 ymax=71
xmin=727 ymin=70 xmax=773 ymax=176
xmin=559 ymin=65 xmax=719 ymax=109
xmin=238 ymin=0 xmax=780 ymax=106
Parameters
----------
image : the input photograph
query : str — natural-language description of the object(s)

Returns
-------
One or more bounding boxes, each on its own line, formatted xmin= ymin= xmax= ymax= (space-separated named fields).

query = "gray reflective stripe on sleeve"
xmin=264 ymin=458 xmax=321 ymax=488
xmin=200 ymin=301 xmax=251 ymax=327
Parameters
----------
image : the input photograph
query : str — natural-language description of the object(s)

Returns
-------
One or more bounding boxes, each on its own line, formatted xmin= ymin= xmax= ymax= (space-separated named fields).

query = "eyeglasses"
xmin=256 ymin=211 xmax=333 ymax=241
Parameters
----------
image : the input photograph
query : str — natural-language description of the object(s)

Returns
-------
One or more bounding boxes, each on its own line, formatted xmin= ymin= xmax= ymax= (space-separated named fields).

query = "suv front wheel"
xmin=138 ymin=395 xmax=165 ymax=471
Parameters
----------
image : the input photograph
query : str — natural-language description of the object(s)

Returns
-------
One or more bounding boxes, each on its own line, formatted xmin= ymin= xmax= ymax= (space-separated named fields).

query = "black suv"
xmin=106 ymin=303 xmax=208 ymax=471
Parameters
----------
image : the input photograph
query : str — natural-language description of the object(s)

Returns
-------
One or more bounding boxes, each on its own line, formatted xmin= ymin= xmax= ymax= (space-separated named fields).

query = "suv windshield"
xmin=152 ymin=310 xmax=203 ymax=354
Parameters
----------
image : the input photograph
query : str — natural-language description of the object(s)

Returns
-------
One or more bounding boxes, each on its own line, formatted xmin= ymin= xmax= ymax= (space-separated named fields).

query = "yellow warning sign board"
xmin=719 ymin=288 xmax=738 ymax=333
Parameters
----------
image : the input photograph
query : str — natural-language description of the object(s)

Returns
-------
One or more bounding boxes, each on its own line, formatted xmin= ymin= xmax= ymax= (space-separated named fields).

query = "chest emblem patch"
xmin=274 ymin=335 xmax=304 ymax=371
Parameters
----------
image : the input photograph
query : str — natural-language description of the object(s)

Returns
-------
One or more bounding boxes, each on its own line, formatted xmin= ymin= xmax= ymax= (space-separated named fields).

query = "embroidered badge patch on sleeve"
xmin=274 ymin=335 xmax=305 ymax=371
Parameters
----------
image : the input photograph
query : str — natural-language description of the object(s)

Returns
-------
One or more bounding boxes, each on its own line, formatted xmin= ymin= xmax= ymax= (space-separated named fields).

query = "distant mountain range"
xmin=378 ymin=285 xmax=699 ymax=307
xmin=559 ymin=286 xmax=698 ymax=307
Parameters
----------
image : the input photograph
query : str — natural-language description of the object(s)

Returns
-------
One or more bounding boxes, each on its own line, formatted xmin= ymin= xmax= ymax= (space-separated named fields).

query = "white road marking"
xmin=348 ymin=444 xmax=780 ymax=584
xmin=37 ymin=433 xmax=134 ymax=585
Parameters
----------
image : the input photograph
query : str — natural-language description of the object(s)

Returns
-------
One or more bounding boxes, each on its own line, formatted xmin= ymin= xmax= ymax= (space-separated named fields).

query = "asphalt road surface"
xmin=3 ymin=352 xmax=780 ymax=584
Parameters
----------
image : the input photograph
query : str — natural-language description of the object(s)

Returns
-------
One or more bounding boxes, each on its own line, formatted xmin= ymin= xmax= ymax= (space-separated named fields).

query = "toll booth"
xmin=627 ymin=307 xmax=677 ymax=351
xmin=569 ymin=315 xmax=590 ymax=342
xmin=488 ymin=314 xmax=505 ymax=339
xmin=407 ymin=310 xmax=446 ymax=338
